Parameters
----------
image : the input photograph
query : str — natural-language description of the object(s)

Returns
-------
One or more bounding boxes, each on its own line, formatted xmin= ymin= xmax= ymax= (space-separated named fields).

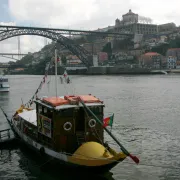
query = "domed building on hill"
xmin=114 ymin=9 xmax=176 ymax=35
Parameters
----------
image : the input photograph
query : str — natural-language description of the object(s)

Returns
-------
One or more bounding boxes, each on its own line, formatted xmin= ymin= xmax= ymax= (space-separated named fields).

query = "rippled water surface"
xmin=1 ymin=74 xmax=180 ymax=180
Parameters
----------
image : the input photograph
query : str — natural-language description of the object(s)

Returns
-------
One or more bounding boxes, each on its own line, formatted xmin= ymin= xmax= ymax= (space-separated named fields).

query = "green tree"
xmin=151 ymin=44 xmax=169 ymax=56
xmin=102 ymin=42 xmax=112 ymax=59
xmin=61 ymin=55 xmax=67 ymax=65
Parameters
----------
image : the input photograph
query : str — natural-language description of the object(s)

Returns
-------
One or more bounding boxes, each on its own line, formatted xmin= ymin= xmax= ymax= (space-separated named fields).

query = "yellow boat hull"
xmin=68 ymin=142 xmax=126 ymax=169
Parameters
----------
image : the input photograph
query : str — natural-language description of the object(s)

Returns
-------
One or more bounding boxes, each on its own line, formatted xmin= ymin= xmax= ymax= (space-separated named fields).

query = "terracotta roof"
xmin=42 ymin=95 xmax=102 ymax=107
xmin=144 ymin=52 xmax=160 ymax=56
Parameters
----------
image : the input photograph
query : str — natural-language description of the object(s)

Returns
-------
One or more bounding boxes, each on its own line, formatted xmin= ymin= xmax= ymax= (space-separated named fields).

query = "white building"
xmin=167 ymin=56 xmax=177 ymax=69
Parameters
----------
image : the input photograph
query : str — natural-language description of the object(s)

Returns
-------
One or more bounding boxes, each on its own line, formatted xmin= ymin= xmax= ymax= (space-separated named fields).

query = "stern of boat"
xmin=67 ymin=141 xmax=126 ymax=171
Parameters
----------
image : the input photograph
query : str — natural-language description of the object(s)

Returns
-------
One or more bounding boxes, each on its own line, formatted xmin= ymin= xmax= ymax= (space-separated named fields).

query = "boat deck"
xmin=18 ymin=109 xmax=37 ymax=126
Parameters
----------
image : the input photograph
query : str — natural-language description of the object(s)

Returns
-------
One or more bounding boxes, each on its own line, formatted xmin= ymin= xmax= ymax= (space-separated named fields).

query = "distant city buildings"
xmin=138 ymin=48 xmax=180 ymax=70
xmin=114 ymin=9 xmax=177 ymax=35
xmin=69 ymin=9 xmax=180 ymax=69
xmin=166 ymin=48 xmax=180 ymax=69
xmin=114 ymin=9 xmax=158 ymax=34
xmin=139 ymin=52 xmax=163 ymax=68
xmin=81 ymin=40 xmax=108 ymax=54
xmin=158 ymin=23 xmax=176 ymax=33
xmin=167 ymin=56 xmax=177 ymax=69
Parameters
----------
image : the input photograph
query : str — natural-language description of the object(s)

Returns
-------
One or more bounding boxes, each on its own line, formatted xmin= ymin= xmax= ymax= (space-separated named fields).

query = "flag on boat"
xmin=63 ymin=70 xmax=68 ymax=78
xmin=61 ymin=69 xmax=70 ymax=84
xmin=57 ymin=56 xmax=62 ymax=66
xmin=52 ymin=56 xmax=61 ymax=64
xmin=103 ymin=114 xmax=114 ymax=127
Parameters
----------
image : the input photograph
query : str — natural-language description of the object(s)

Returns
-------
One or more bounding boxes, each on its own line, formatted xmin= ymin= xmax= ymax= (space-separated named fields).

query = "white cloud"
xmin=9 ymin=0 xmax=132 ymax=29
xmin=9 ymin=0 xmax=180 ymax=29
xmin=130 ymin=0 xmax=180 ymax=25
xmin=1 ymin=0 xmax=180 ymax=63
xmin=0 ymin=36 xmax=48 ymax=62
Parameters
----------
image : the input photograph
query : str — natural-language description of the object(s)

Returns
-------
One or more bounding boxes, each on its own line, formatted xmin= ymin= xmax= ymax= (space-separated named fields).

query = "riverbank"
xmin=66 ymin=67 xmax=170 ymax=75
xmin=86 ymin=67 xmax=169 ymax=75
xmin=9 ymin=67 xmax=179 ymax=75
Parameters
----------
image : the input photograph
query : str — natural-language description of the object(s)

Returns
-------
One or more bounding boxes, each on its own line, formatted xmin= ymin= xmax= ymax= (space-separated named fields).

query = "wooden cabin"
xmin=33 ymin=95 xmax=105 ymax=153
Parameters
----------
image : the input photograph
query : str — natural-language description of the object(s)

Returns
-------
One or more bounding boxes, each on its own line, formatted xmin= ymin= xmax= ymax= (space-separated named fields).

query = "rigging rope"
xmin=24 ymin=59 xmax=53 ymax=107
xmin=23 ymin=55 xmax=73 ymax=107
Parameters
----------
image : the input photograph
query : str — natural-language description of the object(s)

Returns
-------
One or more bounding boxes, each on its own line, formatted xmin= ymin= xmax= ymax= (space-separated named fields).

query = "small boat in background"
xmin=0 ymin=75 xmax=10 ymax=92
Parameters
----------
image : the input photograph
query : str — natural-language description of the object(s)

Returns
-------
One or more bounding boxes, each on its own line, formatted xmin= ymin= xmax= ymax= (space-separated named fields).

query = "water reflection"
xmin=1 ymin=75 xmax=180 ymax=179
xmin=0 ymin=92 xmax=9 ymax=106
xmin=0 ymin=92 xmax=11 ymax=131
xmin=18 ymin=145 xmax=115 ymax=180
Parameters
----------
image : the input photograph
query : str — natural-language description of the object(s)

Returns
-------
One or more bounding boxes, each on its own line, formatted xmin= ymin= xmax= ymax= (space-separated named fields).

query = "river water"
xmin=0 ymin=74 xmax=180 ymax=180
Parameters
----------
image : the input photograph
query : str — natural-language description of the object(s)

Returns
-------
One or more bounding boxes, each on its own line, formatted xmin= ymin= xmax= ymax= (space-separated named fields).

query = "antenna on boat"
xmin=21 ymin=98 xmax=24 ymax=105
xmin=55 ymin=46 xmax=58 ymax=98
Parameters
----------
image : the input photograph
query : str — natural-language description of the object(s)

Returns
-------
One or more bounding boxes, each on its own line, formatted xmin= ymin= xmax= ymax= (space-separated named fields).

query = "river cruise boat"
xmin=10 ymin=48 xmax=139 ymax=172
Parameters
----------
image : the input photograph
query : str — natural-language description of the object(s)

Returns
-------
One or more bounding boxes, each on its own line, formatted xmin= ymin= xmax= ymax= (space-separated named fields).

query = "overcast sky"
xmin=0 ymin=0 xmax=179 ymax=62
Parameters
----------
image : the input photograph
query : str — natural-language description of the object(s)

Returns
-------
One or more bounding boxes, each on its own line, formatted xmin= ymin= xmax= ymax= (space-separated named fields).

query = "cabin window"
xmin=47 ymin=109 xmax=53 ymax=118
xmin=43 ymin=107 xmax=48 ymax=114
xmin=38 ymin=105 xmax=47 ymax=115
xmin=43 ymin=108 xmax=53 ymax=118
xmin=89 ymin=106 xmax=103 ymax=115
xmin=38 ymin=105 xmax=43 ymax=114
xmin=38 ymin=105 xmax=53 ymax=119
xmin=58 ymin=108 xmax=74 ymax=117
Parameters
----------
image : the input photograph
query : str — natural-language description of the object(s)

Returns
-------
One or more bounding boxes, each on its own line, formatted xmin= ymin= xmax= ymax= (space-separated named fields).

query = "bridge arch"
xmin=0 ymin=28 xmax=93 ymax=67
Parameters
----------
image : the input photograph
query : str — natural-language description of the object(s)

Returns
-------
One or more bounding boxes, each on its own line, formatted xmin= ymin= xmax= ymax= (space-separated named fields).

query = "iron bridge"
xmin=0 ymin=25 xmax=133 ymax=67
xmin=0 ymin=53 xmax=28 ymax=61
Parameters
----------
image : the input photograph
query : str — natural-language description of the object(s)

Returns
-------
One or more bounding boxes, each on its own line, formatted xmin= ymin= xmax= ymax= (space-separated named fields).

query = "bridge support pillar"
xmin=93 ymin=55 xmax=98 ymax=67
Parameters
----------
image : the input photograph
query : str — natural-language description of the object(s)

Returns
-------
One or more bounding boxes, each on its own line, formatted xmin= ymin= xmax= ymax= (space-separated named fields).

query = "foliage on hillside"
xmin=102 ymin=42 xmax=112 ymax=59
xmin=150 ymin=37 xmax=180 ymax=55
xmin=16 ymin=54 xmax=34 ymax=65
xmin=113 ymin=37 xmax=134 ymax=51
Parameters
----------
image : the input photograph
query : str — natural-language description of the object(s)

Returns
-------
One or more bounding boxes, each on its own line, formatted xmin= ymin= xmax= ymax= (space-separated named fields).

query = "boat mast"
xmin=55 ymin=46 xmax=58 ymax=98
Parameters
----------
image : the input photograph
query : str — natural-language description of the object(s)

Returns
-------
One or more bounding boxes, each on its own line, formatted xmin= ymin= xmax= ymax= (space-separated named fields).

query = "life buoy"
xmin=88 ymin=119 xmax=96 ymax=128
xmin=63 ymin=122 xmax=72 ymax=131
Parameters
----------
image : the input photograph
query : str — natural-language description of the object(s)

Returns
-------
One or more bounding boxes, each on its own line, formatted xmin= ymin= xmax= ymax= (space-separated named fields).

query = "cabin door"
xmin=74 ymin=107 xmax=85 ymax=131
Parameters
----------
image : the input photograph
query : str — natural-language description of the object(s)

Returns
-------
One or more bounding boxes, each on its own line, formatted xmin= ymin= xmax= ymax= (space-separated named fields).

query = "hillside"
xmin=10 ymin=34 xmax=180 ymax=75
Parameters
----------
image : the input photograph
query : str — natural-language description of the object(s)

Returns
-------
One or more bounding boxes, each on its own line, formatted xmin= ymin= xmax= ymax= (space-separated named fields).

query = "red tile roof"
xmin=144 ymin=52 xmax=160 ymax=56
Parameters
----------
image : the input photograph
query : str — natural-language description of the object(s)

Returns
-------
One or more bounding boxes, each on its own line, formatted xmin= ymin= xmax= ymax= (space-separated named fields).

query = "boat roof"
xmin=35 ymin=95 xmax=104 ymax=110
xmin=18 ymin=109 xmax=37 ymax=126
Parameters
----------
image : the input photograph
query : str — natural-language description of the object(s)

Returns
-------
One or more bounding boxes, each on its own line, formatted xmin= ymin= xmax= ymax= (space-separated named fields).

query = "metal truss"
xmin=0 ymin=55 xmax=19 ymax=61
xmin=0 ymin=53 xmax=28 ymax=61
xmin=0 ymin=25 xmax=133 ymax=37
xmin=0 ymin=64 xmax=25 ymax=68
xmin=0 ymin=28 xmax=94 ymax=67
xmin=0 ymin=26 xmax=133 ymax=67
xmin=0 ymin=53 xmax=27 ymax=56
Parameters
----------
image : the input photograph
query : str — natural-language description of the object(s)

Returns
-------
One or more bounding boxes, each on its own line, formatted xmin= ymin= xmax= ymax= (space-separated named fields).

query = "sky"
xmin=0 ymin=0 xmax=180 ymax=62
